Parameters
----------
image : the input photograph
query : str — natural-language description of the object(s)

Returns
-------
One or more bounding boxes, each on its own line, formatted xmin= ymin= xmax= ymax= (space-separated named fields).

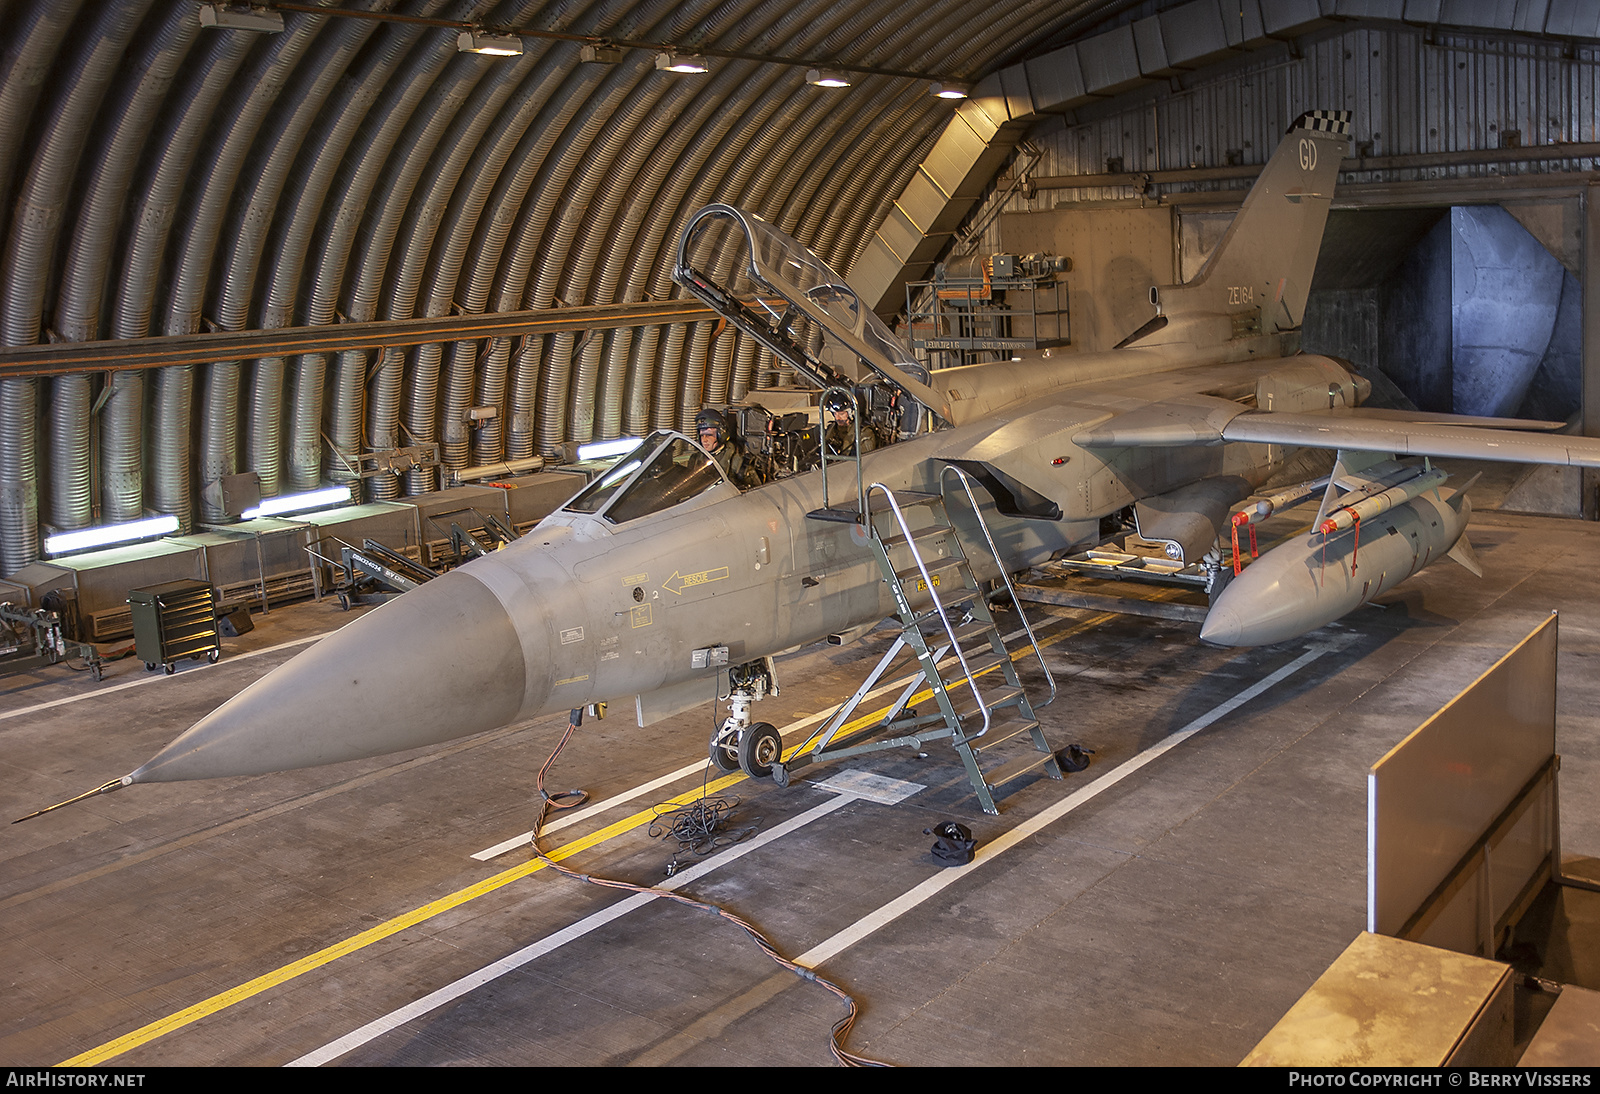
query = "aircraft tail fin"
xmin=1151 ymin=110 xmax=1351 ymax=340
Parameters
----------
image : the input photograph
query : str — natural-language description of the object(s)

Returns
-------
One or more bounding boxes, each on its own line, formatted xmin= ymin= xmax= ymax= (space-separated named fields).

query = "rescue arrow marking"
xmin=660 ymin=565 xmax=729 ymax=595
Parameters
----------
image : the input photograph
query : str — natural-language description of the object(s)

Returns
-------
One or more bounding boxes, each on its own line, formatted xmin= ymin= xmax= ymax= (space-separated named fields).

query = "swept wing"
xmin=1221 ymin=410 xmax=1600 ymax=467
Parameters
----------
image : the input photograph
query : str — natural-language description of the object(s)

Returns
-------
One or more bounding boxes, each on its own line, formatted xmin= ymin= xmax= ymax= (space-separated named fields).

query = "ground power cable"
xmin=531 ymin=707 xmax=890 ymax=1067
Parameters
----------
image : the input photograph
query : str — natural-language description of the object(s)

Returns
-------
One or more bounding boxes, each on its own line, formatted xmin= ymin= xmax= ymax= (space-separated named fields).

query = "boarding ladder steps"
xmin=866 ymin=467 xmax=1060 ymax=815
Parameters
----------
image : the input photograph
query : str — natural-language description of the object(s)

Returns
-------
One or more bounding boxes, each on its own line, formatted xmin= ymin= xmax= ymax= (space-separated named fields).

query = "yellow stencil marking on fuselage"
xmin=660 ymin=566 xmax=729 ymax=595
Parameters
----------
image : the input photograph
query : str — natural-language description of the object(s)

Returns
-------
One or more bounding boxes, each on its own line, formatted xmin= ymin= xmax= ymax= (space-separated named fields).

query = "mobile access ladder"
xmin=781 ymin=449 xmax=1061 ymax=815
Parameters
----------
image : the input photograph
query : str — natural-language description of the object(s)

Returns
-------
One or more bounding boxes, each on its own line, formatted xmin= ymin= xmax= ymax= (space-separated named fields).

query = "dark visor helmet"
xmin=821 ymin=389 xmax=854 ymax=415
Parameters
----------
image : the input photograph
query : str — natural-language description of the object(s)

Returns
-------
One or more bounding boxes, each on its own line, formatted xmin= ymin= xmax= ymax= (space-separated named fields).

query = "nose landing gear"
xmin=707 ymin=657 xmax=785 ymax=780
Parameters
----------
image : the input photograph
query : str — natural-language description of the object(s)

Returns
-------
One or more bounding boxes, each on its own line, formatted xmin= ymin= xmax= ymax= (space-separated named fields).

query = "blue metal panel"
xmin=1512 ymin=0 xmax=1550 ymax=33
xmin=1134 ymin=16 xmax=1174 ymax=77
xmin=1225 ymin=0 xmax=1269 ymax=48
xmin=1543 ymin=0 xmax=1600 ymax=35
xmin=1334 ymin=0 xmax=1409 ymax=16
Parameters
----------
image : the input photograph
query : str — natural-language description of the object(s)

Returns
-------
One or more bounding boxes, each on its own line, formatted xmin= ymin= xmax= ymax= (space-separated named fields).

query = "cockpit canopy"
xmin=674 ymin=204 xmax=947 ymax=418
xmin=562 ymin=431 xmax=731 ymax=524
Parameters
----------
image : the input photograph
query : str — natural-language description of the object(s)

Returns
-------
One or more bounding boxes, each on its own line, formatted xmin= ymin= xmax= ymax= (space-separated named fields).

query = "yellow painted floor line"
xmin=62 ymin=606 xmax=1118 ymax=1067
xmin=61 ymin=768 xmax=748 ymax=1067
xmin=797 ymin=609 xmax=1113 ymax=752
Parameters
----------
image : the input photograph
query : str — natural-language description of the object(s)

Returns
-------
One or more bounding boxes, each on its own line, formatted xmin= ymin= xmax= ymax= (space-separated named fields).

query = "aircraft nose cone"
xmin=1199 ymin=604 xmax=1243 ymax=646
xmin=131 ymin=571 xmax=531 ymax=782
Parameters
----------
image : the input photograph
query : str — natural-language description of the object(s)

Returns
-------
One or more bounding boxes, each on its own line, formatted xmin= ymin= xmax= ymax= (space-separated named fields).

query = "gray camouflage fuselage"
xmin=131 ymin=345 xmax=1302 ymax=782
xmin=117 ymin=108 xmax=1600 ymax=789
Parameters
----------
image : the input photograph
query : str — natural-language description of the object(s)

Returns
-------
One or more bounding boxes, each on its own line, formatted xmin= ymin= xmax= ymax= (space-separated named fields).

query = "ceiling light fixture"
xmin=213 ymin=5 xmax=964 ymax=88
xmin=457 ymin=30 xmax=524 ymax=56
xmin=806 ymin=68 xmax=850 ymax=88
xmin=656 ymin=51 xmax=709 ymax=73
xmin=197 ymin=4 xmax=285 ymax=32
xmin=931 ymin=80 xmax=971 ymax=99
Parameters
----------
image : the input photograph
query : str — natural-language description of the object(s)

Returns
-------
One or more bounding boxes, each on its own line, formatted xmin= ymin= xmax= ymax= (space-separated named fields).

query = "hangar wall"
xmin=0 ymin=0 xmax=1050 ymax=576
xmin=970 ymin=19 xmax=1599 ymax=469
xmin=4 ymin=1 xmax=1600 ymax=582
xmin=854 ymin=4 xmax=1600 ymax=317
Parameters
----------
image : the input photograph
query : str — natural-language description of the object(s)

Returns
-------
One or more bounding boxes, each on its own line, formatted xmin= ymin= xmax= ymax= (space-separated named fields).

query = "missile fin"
xmin=1314 ymin=449 xmax=1391 ymax=527
xmin=1447 ymin=534 xmax=1484 ymax=578
xmin=1445 ymin=472 xmax=1482 ymax=507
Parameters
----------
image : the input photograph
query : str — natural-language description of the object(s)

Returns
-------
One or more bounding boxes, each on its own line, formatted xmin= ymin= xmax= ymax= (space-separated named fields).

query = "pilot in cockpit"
xmin=695 ymin=408 xmax=757 ymax=490
xmin=823 ymin=389 xmax=877 ymax=457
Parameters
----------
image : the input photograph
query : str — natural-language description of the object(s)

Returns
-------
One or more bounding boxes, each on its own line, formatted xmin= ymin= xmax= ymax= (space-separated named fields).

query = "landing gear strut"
xmin=707 ymin=658 xmax=785 ymax=780
xmin=1203 ymin=541 xmax=1231 ymax=604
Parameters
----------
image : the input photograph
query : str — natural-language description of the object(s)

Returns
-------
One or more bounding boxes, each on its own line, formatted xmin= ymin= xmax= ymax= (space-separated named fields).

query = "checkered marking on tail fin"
xmin=1288 ymin=110 xmax=1353 ymax=136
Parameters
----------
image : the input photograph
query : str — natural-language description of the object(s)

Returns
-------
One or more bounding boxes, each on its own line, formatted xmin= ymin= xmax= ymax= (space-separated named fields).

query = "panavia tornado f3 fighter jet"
xmin=33 ymin=109 xmax=1600 ymax=815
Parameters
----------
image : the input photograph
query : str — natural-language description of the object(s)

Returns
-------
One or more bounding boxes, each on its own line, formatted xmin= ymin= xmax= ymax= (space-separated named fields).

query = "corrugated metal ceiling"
xmin=0 ymin=0 xmax=1594 ymax=574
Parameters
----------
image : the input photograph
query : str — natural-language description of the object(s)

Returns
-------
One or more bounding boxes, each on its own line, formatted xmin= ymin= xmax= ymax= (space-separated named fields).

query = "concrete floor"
xmin=3 ymin=492 xmax=1599 ymax=1067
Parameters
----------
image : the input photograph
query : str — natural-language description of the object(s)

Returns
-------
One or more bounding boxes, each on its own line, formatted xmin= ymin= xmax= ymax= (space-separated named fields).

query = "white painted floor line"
xmin=471 ymin=627 xmax=1033 ymax=860
xmin=0 ymin=632 xmax=324 ymax=724
xmin=289 ymin=790 xmax=861 ymax=1067
xmin=471 ymin=763 xmax=707 ymax=858
xmin=792 ymin=641 xmax=1338 ymax=969
xmin=296 ymin=640 xmax=1334 ymax=1066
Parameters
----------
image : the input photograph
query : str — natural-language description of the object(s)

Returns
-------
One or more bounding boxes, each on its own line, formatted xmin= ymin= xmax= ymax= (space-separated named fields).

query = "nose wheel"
xmin=706 ymin=663 xmax=785 ymax=781
xmin=738 ymin=722 xmax=782 ymax=778
xmin=709 ymin=729 xmax=740 ymax=772
xmin=708 ymin=721 xmax=785 ymax=778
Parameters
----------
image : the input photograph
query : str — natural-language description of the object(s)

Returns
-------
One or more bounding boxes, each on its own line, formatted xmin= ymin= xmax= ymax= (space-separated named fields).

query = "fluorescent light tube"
xmin=45 ymin=515 xmax=180 ymax=556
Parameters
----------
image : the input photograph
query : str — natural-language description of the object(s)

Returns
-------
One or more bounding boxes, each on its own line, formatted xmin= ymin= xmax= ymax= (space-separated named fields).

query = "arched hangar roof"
xmin=0 ymin=0 xmax=1595 ymax=573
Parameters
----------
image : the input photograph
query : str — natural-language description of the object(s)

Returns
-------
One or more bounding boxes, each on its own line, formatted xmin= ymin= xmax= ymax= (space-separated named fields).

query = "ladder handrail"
xmin=865 ymin=482 xmax=992 ymax=739
xmin=938 ymin=463 xmax=1057 ymax=709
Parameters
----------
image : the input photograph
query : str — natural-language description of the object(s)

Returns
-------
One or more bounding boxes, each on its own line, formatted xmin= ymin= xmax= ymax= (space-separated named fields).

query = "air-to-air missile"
xmin=25 ymin=108 xmax=1600 ymax=816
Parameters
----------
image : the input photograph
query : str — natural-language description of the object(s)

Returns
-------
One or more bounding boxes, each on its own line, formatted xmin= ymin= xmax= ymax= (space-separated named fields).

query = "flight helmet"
xmin=695 ymin=408 xmax=730 ymax=447
xmin=821 ymin=389 xmax=855 ymax=416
